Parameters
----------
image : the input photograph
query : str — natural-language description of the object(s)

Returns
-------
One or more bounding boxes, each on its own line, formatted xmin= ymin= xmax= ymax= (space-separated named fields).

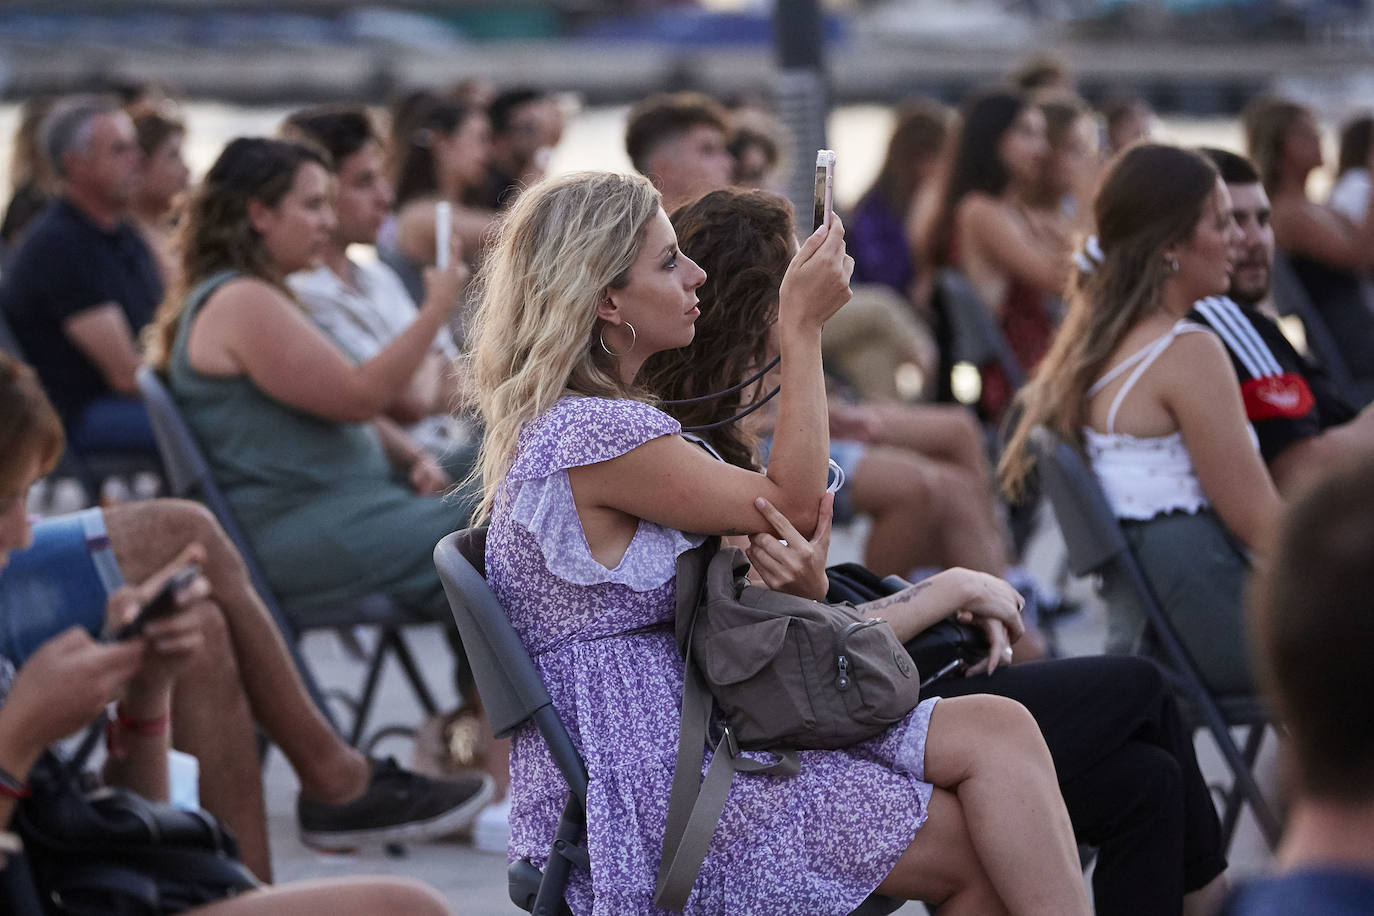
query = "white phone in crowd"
xmin=435 ymin=200 xmax=452 ymax=270
xmin=813 ymin=149 xmax=836 ymax=232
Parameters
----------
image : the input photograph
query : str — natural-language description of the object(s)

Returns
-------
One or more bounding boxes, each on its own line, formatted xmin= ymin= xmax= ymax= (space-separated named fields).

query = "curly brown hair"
xmin=144 ymin=137 xmax=327 ymax=370
xmin=640 ymin=188 xmax=796 ymax=470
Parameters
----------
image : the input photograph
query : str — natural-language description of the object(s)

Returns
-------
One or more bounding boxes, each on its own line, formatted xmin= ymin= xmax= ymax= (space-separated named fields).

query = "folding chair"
xmin=1028 ymin=426 xmax=1281 ymax=851
xmin=1270 ymin=251 xmax=1374 ymax=407
xmin=136 ymin=365 xmax=441 ymax=750
xmin=434 ymin=528 xmax=905 ymax=916
xmin=935 ymin=268 xmax=1028 ymax=392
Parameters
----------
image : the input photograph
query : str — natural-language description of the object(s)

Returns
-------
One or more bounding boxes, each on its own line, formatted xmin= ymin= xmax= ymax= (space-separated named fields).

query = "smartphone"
xmin=114 ymin=564 xmax=201 ymax=641
xmin=435 ymin=201 xmax=452 ymax=270
xmin=812 ymin=149 xmax=836 ymax=232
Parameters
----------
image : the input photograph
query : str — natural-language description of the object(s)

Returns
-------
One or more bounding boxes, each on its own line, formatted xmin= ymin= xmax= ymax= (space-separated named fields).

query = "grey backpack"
xmin=655 ymin=539 xmax=922 ymax=910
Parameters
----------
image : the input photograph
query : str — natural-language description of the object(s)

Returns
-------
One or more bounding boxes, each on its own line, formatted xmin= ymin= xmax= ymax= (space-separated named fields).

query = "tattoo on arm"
xmin=862 ymin=580 xmax=931 ymax=616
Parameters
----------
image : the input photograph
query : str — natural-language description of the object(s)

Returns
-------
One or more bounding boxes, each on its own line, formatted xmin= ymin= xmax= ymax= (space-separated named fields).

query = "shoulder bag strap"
xmin=655 ymin=608 xmax=799 ymax=911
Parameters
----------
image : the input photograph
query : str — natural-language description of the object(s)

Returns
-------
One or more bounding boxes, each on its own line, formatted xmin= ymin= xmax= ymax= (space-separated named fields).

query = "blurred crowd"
xmin=1 ymin=48 xmax=1373 ymax=915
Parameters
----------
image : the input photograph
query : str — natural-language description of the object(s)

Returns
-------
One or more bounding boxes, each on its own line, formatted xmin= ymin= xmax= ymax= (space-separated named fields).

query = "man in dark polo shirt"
xmin=1189 ymin=147 xmax=1374 ymax=496
xmin=0 ymin=95 xmax=162 ymax=455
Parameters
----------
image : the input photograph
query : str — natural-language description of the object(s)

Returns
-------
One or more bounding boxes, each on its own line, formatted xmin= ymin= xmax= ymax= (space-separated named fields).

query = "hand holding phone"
xmin=113 ymin=565 xmax=202 ymax=642
xmin=813 ymin=149 xmax=836 ymax=232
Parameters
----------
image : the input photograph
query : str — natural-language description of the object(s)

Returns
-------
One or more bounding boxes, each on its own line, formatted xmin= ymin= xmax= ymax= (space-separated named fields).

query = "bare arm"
xmin=63 ymin=303 xmax=143 ymax=394
xmin=571 ymin=219 xmax=853 ymax=539
xmin=1164 ymin=333 xmax=1282 ymax=554
xmin=372 ymin=416 xmax=450 ymax=494
xmin=744 ymin=494 xmax=1023 ymax=671
xmin=1268 ymin=404 xmax=1374 ymax=495
xmin=193 ymin=277 xmax=459 ymax=424
xmin=1272 ymin=193 xmax=1374 ymax=271
xmin=395 ymin=199 xmax=495 ymax=266
xmin=389 ymin=351 xmax=448 ymax=424
xmin=961 ymin=195 xmax=1071 ymax=298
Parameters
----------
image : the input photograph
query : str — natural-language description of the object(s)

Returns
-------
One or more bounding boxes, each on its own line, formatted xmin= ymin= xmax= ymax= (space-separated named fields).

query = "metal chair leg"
xmin=1219 ymin=724 xmax=1269 ymax=852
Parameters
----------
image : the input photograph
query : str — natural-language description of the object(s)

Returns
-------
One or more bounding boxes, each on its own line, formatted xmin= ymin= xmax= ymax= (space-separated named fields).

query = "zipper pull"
xmin=836 ymin=654 xmax=850 ymax=690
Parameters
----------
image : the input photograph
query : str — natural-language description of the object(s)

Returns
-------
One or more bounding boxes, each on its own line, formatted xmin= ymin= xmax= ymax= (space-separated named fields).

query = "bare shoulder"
xmin=1157 ymin=326 xmax=1238 ymax=387
xmin=956 ymin=192 xmax=1007 ymax=228
xmin=203 ymin=275 xmax=293 ymax=314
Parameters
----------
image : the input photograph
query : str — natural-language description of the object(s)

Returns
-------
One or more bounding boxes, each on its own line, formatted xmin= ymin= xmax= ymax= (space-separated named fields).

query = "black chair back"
xmin=936 ymin=268 xmax=1028 ymax=390
xmin=1270 ymin=251 xmax=1370 ymax=406
xmin=136 ymin=366 xmax=444 ymax=746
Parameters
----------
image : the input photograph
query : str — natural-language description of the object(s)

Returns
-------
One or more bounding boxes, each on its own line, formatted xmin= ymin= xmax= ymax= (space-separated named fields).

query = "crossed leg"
xmin=879 ymin=695 xmax=1091 ymax=915
xmin=105 ymin=500 xmax=377 ymax=879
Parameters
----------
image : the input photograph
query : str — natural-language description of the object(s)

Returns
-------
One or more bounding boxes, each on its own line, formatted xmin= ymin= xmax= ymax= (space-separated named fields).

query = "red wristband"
xmin=106 ymin=707 xmax=170 ymax=761
xmin=116 ymin=707 xmax=170 ymax=737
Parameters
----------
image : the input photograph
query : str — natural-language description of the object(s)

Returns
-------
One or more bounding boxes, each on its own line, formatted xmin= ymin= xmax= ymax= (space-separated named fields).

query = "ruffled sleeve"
xmin=503 ymin=397 xmax=704 ymax=591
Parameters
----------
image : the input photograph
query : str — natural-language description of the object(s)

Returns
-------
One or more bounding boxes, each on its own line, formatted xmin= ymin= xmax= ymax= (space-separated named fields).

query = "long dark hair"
xmin=928 ymin=89 xmax=1028 ymax=267
xmin=861 ymin=99 xmax=952 ymax=215
xmin=391 ymin=92 xmax=473 ymax=207
xmin=641 ymin=189 xmax=797 ymax=469
xmin=1337 ymin=113 xmax=1374 ymax=178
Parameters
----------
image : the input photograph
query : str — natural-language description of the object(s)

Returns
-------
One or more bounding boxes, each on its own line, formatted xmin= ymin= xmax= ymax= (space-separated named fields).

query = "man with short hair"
xmin=281 ymin=105 xmax=474 ymax=484
xmin=1190 ymin=147 xmax=1374 ymax=495
xmin=480 ymin=88 xmax=560 ymax=210
xmin=1218 ymin=458 xmax=1374 ymax=914
xmin=0 ymin=95 xmax=161 ymax=455
xmin=625 ymin=92 xmax=734 ymax=212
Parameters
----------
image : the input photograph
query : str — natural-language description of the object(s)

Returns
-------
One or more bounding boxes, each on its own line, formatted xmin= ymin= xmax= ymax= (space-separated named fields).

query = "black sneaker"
xmin=297 ymin=757 xmax=494 ymax=851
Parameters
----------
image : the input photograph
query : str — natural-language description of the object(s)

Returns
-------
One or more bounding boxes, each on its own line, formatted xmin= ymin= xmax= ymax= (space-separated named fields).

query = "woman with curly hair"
xmin=141 ymin=139 xmax=492 ymax=800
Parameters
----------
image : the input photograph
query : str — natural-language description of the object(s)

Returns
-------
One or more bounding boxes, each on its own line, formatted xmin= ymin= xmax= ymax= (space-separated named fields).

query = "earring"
xmin=599 ymin=320 xmax=636 ymax=357
xmin=1167 ymin=255 xmax=1180 ymax=273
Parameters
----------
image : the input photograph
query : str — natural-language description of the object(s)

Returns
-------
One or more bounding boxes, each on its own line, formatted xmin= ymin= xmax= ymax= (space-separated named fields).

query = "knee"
xmin=163 ymin=500 xmax=232 ymax=552
xmin=1115 ymin=656 xmax=1170 ymax=708
xmin=855 ymin=455 xmax=934 ymax=518
xmin=362 ymin=879 xmax=450 ymax=915
xmin=162 ymin=500 xmax=250 ymax=577
xmin=955 ymin=695 xmax=1048 ymax=762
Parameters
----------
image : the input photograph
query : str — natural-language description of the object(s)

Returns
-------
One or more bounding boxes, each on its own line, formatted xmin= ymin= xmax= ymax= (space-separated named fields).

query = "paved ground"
xmin=262 ymin=513 xmax=1278 ymax=914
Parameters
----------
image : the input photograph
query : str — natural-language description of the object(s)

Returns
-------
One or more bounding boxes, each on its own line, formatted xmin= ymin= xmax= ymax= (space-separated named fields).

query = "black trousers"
xmin=927 ymin=655 xmax=1227 ymax=916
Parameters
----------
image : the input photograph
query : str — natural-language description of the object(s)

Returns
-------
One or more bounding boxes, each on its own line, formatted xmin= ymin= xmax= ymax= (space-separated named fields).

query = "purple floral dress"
xmin=487 ymin=396 xmax=940 ymax=915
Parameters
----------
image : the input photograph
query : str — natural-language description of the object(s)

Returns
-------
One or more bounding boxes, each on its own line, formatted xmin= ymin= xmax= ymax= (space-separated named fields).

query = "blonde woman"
xmin=1002 ymin=143 xmax=1277 ymax=699
xmin=469 ymin=170 xmax=1090 ymax=915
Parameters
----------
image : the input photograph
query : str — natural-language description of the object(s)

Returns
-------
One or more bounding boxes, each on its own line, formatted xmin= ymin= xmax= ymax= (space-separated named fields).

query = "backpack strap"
xmin=656 ymin=573 xmax=799 ymax=912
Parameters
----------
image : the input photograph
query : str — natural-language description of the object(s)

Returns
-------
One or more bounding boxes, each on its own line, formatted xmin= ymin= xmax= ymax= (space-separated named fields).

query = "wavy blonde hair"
xmin=999 ymin=144 xmax=1218 ymax=499
xmin=465 ymin=170 xmax=662 ymax=522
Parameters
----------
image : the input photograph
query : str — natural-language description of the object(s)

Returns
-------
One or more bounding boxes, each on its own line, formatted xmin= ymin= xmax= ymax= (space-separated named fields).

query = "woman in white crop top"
xmin=1002 ymin=144 xmax=1282 ymax=695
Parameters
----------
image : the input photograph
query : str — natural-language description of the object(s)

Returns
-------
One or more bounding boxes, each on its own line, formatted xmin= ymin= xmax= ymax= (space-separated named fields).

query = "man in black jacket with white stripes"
xmin=1190 ymin=148 xmax=1374 ymax=495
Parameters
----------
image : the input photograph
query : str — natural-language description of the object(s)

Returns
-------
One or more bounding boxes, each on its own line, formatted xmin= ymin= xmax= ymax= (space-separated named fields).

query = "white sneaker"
xmin=473 ymin=798 xmax=511 ymax=854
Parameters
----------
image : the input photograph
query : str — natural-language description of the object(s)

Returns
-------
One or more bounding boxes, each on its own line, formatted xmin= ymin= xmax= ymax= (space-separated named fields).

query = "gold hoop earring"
xmin=599 ymin=321 xmax=636 ymax=357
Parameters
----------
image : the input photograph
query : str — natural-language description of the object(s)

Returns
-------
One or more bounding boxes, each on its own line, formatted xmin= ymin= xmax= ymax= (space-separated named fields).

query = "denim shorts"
xmin=0 ymin=509 xmax=122 ymax=665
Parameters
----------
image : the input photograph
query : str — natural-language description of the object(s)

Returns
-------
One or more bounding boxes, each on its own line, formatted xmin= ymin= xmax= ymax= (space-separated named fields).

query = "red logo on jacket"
xmin=1241 ymin=373 xmax=1315 ymax=421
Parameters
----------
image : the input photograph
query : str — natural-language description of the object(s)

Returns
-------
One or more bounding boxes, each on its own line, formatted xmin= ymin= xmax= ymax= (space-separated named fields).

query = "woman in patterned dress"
xmin=467 ymin=170 xmax=1090 ymax=915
